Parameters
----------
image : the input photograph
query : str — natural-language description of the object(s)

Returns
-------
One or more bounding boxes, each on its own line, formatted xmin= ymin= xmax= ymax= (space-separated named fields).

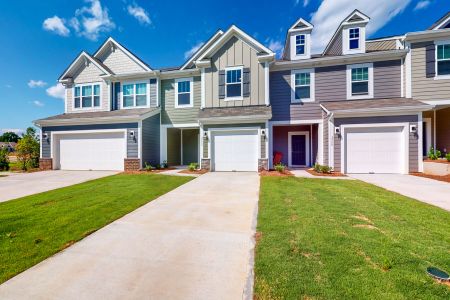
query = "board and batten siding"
xmin=96 ymin=47 xmax=147 ymax=74
xmin=270 ymin=70 xmax=322 ymax=121
xmin=332 ymin=115 xmax=419 ymax=172
xmin=41 ymin=123 xmax=139 ymax=159
xmin=161 ymin=77 xmax=201 ymax=124
xmin=411 ymin=41 xmax=450 ymax=102
xmin=204 ymin=36 xmax=266 ymax=108
xmin=142 ymin=114 xmax=160 ymax=166
xmin=66 ymin=62 xmax=110 ymax=113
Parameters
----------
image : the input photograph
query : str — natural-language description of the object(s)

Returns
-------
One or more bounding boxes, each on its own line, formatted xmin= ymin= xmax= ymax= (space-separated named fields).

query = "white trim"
xmin=181 ymin=30 xmax=224 ymax=70
xmin=288 ymin=18 xmax=314 ymax=32
xmin=400 ymin=58 xmax=404 ymax=97
xmin=93 ymin=37 xmax=151 ymax=72
xmin=340 ymin=123 xmax=410 ymax=174
xmin=264 ymin=62 xmax=270 ymax=105
xmin=50 ymin=129 xmax=128 ymax=170
xmin=423 ymin=117 xmax=432 ymax=156
xmin=290 ymin=33 xmax=311 ymax=60
xmin=270 ymin=119 xmax=322 ymax=126
xmin=328 ymin=117 xmax=334 ymax=168
xmin=156 ymin=77 xmax=160 ymax=107
xmin=418 ymin=113 xmax=423 ymax=172
xmin=343 ymin=27 xmax=366 ymax=55
xmin=433 ymin=109 xmax=437 ymax=151
xmin=346 ymin=63 xmax=373 ymax=100
xmin=160 ymin=125 xmax=167 ymax=164
xmin=291 ymin=68 xmax=315 ymax=103
xmin=318 ymin=122 xmax=323 ymax=165
xmin=434 ymin=39 xmax=450 ymax=80
xmin=174 ymin=77 xmax=194 ymax=108
xmin=138 ymin=120 xmax=142 ymax=161
xmin=161 ymin=123 xmax=199 ymax=129
xmin=201 ymin=68 xmax=206 ymax=108
xmin=180 ymin=129 xmax=184 ymax=165
xmin=64 ymin=87 xmax=68 ymax=113
xmin=288 ymin=131 xmax=310 ymax=167
xmin=405 ymin=42 xmax=412 ymax=98
xmin=59 ymin=52 xmax=112 ymax=81
xmin=329 ymin=108 xmax=431 ymax=118
xmin=120 ymin=80 xmax=151 ymax=109
xmin=225 ymin=66 xmax=244 ymax=101
xmin=420 ymin=99 xmax=450 ymax=105
xmin=433 ymin=15 xmax=450 ymax=30
xmin=72 ymin=82 xmax=103 ymax=111
xmin=199 ymin=125 xmax=204 ymax=160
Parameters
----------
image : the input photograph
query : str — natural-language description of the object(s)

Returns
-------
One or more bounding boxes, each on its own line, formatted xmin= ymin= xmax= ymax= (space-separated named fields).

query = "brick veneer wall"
xmin=258 ymin=158 xmax=268 ymax=171
xmin=124 ymin=158 xmax=140 ymax=171
xmin=201 ymin=159 xmax=211 ymax=171
xmin=39 ymin=158 xmax=53 ymax=170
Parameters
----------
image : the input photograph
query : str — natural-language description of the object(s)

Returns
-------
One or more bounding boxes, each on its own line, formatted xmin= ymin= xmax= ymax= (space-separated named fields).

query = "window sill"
xmin=434 ymin=75 xmax=450 ymax=80
xmin=175 ymin=104 xmax=194 ymax=109
xmin=347 ymin=94 xmax=373 ymax=100
xmin=224 ymin=97 xmax=244 ymax=101
xmin=121 ymin=105 xmax=150 ymax=110
xmin=291 ymin=99 xmax=314 ymax=104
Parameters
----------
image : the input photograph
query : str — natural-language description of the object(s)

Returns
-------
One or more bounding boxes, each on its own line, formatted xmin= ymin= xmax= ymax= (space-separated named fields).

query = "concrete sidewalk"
xmin=0 ymin=170 xmax=118 ymax=202
xmin=0 ymin=172 xmax=260 ymax=300
xmin=350 ymin=174 xmax=450 ymax=211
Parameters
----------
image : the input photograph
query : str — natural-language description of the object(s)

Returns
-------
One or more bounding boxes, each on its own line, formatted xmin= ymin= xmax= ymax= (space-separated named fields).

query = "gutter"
xmin=404 ymin=28 xmax=450 ymax=42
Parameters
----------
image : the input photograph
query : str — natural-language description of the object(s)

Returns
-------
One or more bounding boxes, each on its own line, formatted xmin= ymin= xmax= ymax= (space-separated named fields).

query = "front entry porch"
xmin=163 ymin=127 xmax=200 ymax=167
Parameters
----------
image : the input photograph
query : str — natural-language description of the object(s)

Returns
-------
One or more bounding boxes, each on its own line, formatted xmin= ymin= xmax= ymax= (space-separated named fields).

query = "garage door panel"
xmin=345 ymin=127 xmax=404 ymax=174
xmin=57 ymin=132 xmax=125 ymax=171
xmin=212 ymin=130 xmax=258 ymax=172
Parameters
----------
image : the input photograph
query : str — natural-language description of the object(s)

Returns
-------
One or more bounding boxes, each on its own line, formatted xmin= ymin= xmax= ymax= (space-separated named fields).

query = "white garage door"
xmin=345 ymin=126 xmax=405 ymax=174
xmin=212 ymin=130 xmax=258 ymax=172
xmin=55 ymin=132 xmax=126 ymax=171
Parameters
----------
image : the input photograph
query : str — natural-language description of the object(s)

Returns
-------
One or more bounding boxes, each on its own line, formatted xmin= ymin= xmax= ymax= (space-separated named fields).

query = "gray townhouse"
xmin=35 ymin=10 xmax=450 ymax=174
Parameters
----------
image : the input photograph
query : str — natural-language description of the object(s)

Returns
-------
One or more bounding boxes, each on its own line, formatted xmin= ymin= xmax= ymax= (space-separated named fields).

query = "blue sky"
xmin=0 ymin=0 xmax=448 ymax=133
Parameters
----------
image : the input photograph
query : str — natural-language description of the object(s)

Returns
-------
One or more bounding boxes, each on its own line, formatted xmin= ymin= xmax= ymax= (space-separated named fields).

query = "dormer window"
xmin=295 ymin=35 xmax=306 ymax=55
xmin=349 ymin=28 xmax=360 ymax=49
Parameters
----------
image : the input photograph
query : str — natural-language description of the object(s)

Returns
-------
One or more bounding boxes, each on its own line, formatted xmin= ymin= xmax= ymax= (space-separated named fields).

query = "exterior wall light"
xmin=261 ymin=129 xmax=266 ymax=140
xmin=203 ymin=131 xmax=209 ymax=141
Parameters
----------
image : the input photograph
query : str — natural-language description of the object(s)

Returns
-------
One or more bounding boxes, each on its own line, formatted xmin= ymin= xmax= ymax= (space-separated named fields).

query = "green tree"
xmin=0 ymin=148 xmax=9 ymax=171
xmin=0 ymin=132 xmax=20 ymax=143
xmin=16 ymin=128 xmax=40 ymax=171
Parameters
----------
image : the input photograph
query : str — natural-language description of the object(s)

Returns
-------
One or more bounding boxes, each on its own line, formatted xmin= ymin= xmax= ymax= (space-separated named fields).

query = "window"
xmin=74 ymin=83 xmax=100 ymax=109
xmin=226 ymin=67 xmax=242 ymax=99
xmin=347 ymin=63 xmax=373 ymax=99
xmin=291 ymin=69 xmax=314 ymax=103
xmin=122 ymin=83 xmax=148 ymax=108
xmin=349 ymin=28 xmax=360 ymax=50
xmin=295 ymin=35 xmax=306 ymax=55
xmin=437 ymin=43 xmax=450 ymax=76
xmin=175 ymin=78 xmax=193 ymax=108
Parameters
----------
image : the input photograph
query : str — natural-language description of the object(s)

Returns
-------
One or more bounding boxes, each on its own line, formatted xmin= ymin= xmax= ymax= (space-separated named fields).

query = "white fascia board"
xmin=59 ymin=52 xmax=112 ymax=81
xmin=181 ymin=30 xmax=224 ymax=70
xmin=420 ymin=99 xmax=450 ymax=106
xmin=101 ymin=71 xmax=158 ymax=81
xmin=331 ymin=106 xmax=431 ymax=118
xmin=160 ymin=69 xmax=201 ymax=80
xmin=289 ymin=18 xmax=314 ymax=32
xmin=404 ymin=29 xmax=450 ymax=42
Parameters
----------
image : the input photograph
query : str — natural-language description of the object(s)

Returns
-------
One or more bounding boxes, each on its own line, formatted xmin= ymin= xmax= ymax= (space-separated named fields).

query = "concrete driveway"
xmin=0 ymin=170 xmax=118 ymax=202
xmin=0 ymin=172 xmax=260 ymax=300
xmin=350 ymin=174 xmax=450 ymax=211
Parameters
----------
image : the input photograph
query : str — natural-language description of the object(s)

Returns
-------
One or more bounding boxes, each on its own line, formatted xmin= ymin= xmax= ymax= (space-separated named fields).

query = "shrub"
xmin=427 ymin=147 xmax=442 ymax=160
xmin=0 ymin=148 xmax=9 ymax=171
xmin=274 ymin=163 xmax=286 ymax=173
xmin=144 ymin=162 xmax=155 ymax=171
xmin=446 ymin=153 xmax=450 ymax=162
xmin=16 ymin=128 xmax=39 ymax=171
xmin=162 ymin=160 xmax=168 ymax=169
xmin=313 ymin=163 xmax=332 ymax=174
xmin=188 ymin=162 xmax=199 ymax=171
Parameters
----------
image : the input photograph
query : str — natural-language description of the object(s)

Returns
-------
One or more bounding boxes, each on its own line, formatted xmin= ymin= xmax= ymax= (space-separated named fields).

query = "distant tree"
xmin=0 ymin=148 xmax=9 ymax=171
xmin=16 ymin=128 xmax=40 ymax=171
xmin=0 ymin=132 xmax=20 ymax=143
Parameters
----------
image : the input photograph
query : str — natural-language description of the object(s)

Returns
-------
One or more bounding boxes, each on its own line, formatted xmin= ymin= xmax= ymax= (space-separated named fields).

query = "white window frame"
xmin=288 ymin=131 xmax=310 ymax=167
xmin=295 ymin=34 xmax=306 ymax=55
xmin=343 ymin=26 xmax=366 ymax=55
xmin=72 ymin=82 xmax=102 ymax=111
xmin=346 ymin=63 xmax=373 ymax=100
xmin=291 ymin=69 xmax=315 ymax=103
xmin=225 ymin=66 xmax=243 ymax=101
xmin=434 ymin=40 xmax=450 ymax=80
xmin=120 ymin=81 xmax=150 ymax=109
xmin=290 ymin=33 xmax=311 ymax=60
xmin=348 ymin=28 xmax=360 ymax=50
xmin=175 ymin=77 xmax=194 ymax=108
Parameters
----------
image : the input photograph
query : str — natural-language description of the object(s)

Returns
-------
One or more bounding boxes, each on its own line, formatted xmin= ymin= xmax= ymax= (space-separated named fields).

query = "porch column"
xmin=433 ymin=109 xmax=437 ymax=154
xmin=180 ymin=129 xmax=183 ymax=165
xmin=318 ymin=122 xmax=323 ymax=165
xmin=268 ymin=122 xmax=273 ymax=169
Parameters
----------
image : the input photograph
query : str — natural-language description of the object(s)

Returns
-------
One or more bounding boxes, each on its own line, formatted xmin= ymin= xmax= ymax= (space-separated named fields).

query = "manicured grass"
xmin=255 ymin=177 xmax=450 ymax=299
xmin=0 ymin=173 xmax=192 ymax=283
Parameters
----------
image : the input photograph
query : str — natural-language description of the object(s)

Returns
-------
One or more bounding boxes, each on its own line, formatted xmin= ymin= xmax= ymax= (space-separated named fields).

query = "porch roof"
xmin=198 ymin=105 xmax=272 ymax=123
xmin=320 ymin=98 xmax=431 ymax=115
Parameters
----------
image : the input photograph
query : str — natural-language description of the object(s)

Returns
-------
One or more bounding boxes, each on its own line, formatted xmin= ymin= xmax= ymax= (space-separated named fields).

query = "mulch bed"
xmin=423 ymin=159 xmax=450 ymax=165
xmin=123 ymin=167 xmax=176 ymax=174
xmin=260 ymin=170 xmax=294 ymax=177
xmin=411 ymin=172 xmax=450 ymax=183
xmin=306 ymin=168 xmax=346 ymax=177
xmin=179 ymin=169 xmax=208 ymax=175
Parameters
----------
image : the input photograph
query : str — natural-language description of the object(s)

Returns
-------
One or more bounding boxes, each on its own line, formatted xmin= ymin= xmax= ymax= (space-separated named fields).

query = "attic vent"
xmin=111 ymin=43 xmax=115 ymax=52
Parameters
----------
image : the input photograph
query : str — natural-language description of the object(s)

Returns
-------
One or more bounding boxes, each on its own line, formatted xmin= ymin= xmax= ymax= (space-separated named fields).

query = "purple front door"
xmin=291 ymin=135 xmax=306 ymax=166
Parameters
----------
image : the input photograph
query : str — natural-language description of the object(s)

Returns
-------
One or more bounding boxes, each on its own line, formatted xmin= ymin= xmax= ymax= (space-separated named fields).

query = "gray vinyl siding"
xmin=149 ymin=79 xmax=158 ymax=107
xmin=332 ymin=115 xmax=419 ymax=172
xmin=204 ymin=36 xmax=266 ymax=107
xmin=322 ymin=110 xmax=329 ymax=166
xmin=142 ymin=114 xmax=160 ymax=166
xmin=325 ymin=31 xmax=343 ymax=56
xmin=373 ymin=60 xmax=402 ymax=98
xmin=96 ymin=46 xmax=147 ymax=74
xmin=315 ymin=65 xmax=347 ymax=102
xmin=270 ymin=70 xmax=322 ymax=121
xmin=161 ymin=77 xmax=201 ymax=125
xmin=411 ymin=41 xmax=450 ymax=102
xmin=41 ymin=123 xmax=139 ymax=159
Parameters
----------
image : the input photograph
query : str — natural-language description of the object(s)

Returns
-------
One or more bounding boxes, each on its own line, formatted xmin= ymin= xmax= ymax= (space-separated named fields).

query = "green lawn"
xmin=0 ymin=173 xmax=192 ymax=283
xmin=255 ymin=177 xmax=450 ymax=299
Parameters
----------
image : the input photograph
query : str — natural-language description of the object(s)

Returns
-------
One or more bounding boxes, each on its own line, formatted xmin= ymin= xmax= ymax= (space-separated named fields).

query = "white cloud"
xmin=414 ymin=0 xmax=431 ymax=11
xmin=46 ymin=83 xmax=65 ymax=100
xmin=32 ymin=100 xmax=45 ymax=107
xmin=127 ymin=3 xmax=151 ymax=25
xmin=310 ymin=0 xmax=411 ymax=53
xmin=28 ymin=80 xmax=47 ymax=88
xmin=43 ymin=16 xmax=70 ymax=36
xmin=267 ymin=39 xmax=284 ymax=58
xmin=71 ymin=0 xmax=115 ymax=41
xmin=184 ymin=42 xmax=204 ymax=59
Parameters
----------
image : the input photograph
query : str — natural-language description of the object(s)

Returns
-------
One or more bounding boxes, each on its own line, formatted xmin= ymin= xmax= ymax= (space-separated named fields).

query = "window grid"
xmin=295 ymin=35 xmax=306 ymax=55
xmin=351 ymin=67 xmax=369 ymax=96
xmin=349 ymin=28 xmax=360 ymax=50
xmin=122 ymin=83 xmax=147 ymax=108
xmin=294 ymin=72 xmax=311 ymax=101
xmin=176 ymin=80 xmax=192 ymax=107
xmin=74 ymin=84 xmax=100 ymax=109
xmin=225 ymin=68 xmax=242 ymax=98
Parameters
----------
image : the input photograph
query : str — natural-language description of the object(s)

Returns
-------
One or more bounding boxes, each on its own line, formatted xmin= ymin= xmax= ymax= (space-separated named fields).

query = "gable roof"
xmin=195 ymin=25 xmax=275 ymax=63
xmin=428 ymin=11 xmax=450 ymax=30
xmin=58 ymin=51 xmax=113 ymax=82
xmin=93 ymin=37 xmax=152 ymax=71
xmin=180 ymin=30 xmax=224 ymax=70
xmin=282 ymin=18 xmax=314 ymax=59
xmin=322 ymin=9 xmax=370 ymax=56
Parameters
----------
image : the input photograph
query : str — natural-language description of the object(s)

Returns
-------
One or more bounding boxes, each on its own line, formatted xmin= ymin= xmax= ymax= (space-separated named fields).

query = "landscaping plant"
xmin=0 ymin=148 xmax=9 ymax=171
xmin=144 ymin=162 xmax=155 ymax=171
xmin=188 ymin=162 xmax=199 ymax=171
xmin=274 ymin=163 xmax=286 ymax=173
xmin=313 ymin=163 xmax=332 ymax=174
xmin=16 ymin=127 xmax=39 ymax=171
xmin=446 ymin=153 xmax=450 ymax=162
xmin=427 ymin=147 xmax=441 ymax=160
